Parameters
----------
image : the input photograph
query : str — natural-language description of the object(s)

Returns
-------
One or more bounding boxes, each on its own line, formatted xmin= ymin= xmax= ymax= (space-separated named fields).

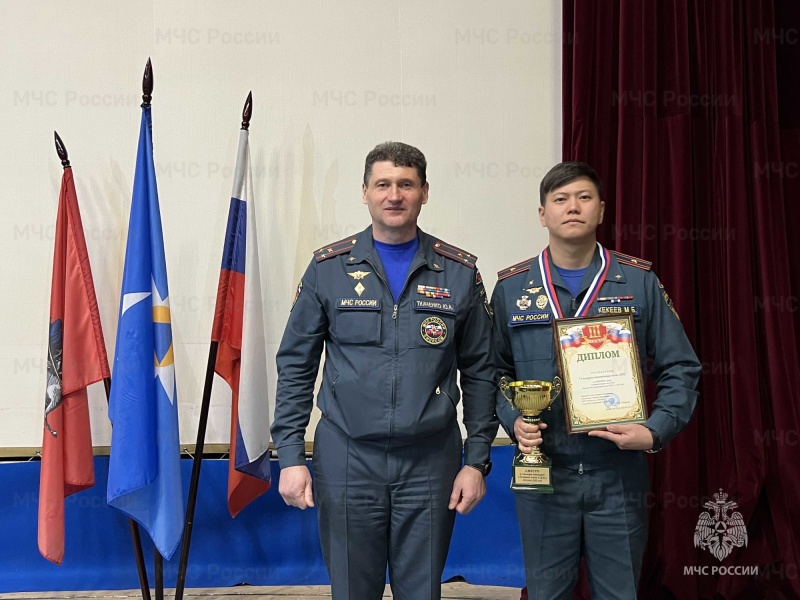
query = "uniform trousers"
xmin=312 ymin=418 xmax=462 ymax=600
xmin=516 ymin=455 xmax=649 ymax=600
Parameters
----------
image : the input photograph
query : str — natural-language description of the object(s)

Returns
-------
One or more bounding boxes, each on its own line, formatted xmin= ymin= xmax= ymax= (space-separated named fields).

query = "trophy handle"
xmin=550 ymin=376 xmax=562 ymax=401
xmin=499 ymin=377 xmax=513 ymax=404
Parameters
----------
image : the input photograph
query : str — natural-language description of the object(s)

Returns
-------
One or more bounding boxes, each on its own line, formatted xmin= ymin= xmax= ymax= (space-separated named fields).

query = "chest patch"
xmin=508 ymin=311 xmax=551 ymax=326
xmin=420 ymin=316 xmax=448 ymax=345
xmin=336 ymin=298 xmax=381 ymax=310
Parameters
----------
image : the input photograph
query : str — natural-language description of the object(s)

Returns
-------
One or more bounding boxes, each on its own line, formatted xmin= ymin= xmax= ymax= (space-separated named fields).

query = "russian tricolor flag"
xmin=211 ymin=126 xmax=271 ymax=517
xmin=560 ymin=335 xmax=573 ymax=350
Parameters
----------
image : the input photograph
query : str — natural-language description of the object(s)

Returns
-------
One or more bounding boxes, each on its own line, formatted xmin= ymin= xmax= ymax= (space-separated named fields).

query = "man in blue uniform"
xmin=492 ymin=162 xmax=701 ymax=599
xmin=271 ymin=142 xmax=496 ymax=600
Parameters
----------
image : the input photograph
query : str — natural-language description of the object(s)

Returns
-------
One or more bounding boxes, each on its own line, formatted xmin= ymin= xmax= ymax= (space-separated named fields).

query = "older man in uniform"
xmin=492 ymin=162 xmax=701 ymax=599
xmin=271 ymin=141 xmax=496 ymax=600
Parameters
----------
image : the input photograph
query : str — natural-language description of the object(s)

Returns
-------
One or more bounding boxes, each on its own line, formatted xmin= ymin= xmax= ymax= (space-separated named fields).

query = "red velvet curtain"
xmin=561 ymin=1 xmax=800 ymax=599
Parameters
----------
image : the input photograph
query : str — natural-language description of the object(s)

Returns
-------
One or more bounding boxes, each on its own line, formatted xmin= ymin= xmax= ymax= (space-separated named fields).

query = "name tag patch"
xmin=508 ymin=311 xmax=551 ymax=326
xmin=595 ymin=304 xmax=639 ymax=316
xmin=337 ymin=298 xmax=381 ymax=310
xmin=414 ymin=300 xmax=456 ymax=314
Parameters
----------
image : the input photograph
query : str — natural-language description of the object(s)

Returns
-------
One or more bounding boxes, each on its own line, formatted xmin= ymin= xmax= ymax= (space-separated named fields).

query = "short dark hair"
xmin=363 ymin=141 xmax=427 ymax=187
xmin=539 ymin=162 xmax=603 ymax=206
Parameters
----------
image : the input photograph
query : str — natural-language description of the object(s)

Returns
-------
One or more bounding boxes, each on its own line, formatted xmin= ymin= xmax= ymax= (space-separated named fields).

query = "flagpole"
xmin=155 ymin=548 xmax=164 ymax=600
xmin=53 ymin=131 xmax=151 ymax=600
xmin=173 ymin=340 xmax=218 ymax=600
xmin=140 ymin=57 xmax=167 ymax=600
xmin=174 ymin=91 xmax=253 ymax=600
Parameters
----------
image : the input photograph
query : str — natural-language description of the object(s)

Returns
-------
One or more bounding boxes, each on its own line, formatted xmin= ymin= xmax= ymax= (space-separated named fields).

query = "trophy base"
xmin=510 ymin=461 xmax=554 ymax=494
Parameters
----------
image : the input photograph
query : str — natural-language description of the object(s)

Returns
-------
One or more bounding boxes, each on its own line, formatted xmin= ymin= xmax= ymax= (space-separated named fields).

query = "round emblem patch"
xmin=420 ymin=316 xmax=448 ymax=345
xmin=536 ymin=294 xmax=548 ymax=310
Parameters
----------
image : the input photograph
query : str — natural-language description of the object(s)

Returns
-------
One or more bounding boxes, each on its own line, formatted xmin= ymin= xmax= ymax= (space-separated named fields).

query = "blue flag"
xmin=107 ymin=105 xmax=184 ymax=560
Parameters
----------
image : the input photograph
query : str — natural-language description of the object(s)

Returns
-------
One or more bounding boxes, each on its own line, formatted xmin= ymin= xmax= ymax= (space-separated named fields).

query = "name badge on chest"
xmin=414 ymin=299 xmax=456 ymax=314
xmin=595 ymin=304 xmax=639 ymax=316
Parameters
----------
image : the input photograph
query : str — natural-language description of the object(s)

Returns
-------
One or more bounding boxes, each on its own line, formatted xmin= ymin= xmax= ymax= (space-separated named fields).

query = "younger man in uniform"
xmin=491 ymin=162 xmax=701 ymax=599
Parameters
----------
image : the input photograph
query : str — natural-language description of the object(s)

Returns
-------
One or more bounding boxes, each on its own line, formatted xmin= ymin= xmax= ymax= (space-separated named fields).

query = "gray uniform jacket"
xmin=491 ymin=246 xmax=701 ymax=469
xmin=272 ymin=225 xmax=497 ymax=469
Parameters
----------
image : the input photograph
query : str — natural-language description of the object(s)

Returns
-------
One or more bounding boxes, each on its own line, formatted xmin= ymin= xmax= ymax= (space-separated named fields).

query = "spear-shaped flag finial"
xmin=54 ymin=131 xmax=70 ymax=169
xmin=142 ymin=58 xmax=153 ymax=106
xmin=241 ymin=91 xmax=252 ymax=131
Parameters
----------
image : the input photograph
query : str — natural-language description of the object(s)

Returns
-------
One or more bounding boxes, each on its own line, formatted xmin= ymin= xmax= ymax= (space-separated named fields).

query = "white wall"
xmin=0 ymin=0 xmax=561 ymax=450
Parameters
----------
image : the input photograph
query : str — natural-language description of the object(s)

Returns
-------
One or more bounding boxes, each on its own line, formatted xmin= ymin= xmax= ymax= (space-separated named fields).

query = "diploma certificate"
xmin=553 ymin=314 xmax=647 ymax=433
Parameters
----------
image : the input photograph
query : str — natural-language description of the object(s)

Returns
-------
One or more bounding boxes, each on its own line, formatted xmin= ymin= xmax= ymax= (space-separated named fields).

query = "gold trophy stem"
xmin=518 ymin=415 xmax=548 ymax=464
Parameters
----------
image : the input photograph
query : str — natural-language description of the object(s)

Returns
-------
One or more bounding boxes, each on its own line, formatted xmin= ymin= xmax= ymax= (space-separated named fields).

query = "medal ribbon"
xmin=539 ymin=243 xmax=611 ymax=318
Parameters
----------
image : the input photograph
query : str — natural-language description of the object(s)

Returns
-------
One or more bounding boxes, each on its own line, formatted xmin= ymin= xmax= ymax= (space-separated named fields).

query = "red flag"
xmin=38 ymin=166 xmax=110 ymax=564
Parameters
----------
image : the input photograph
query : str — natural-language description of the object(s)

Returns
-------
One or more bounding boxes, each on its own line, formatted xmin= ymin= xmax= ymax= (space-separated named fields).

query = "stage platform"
xmin=2 ymin=447 xmax=524 ymax=594
xmin=4 ymin=582 xmax=521 ymax=599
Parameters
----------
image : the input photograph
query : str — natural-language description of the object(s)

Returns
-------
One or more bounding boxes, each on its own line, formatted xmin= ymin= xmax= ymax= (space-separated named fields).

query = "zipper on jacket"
xmin=391 ymin=262 xmax=426 ymax=406
xmin=365 ymin=257 xmax=426 ymax=448
xmin=578 ymin=463 xmax=584 ymax=475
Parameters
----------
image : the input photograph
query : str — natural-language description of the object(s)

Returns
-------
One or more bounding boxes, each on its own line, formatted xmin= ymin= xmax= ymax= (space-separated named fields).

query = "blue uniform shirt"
xmin=553 ymin=264 xmax=586 ymax=298
xmin=374 ymin=237 xmax=419 ymax=302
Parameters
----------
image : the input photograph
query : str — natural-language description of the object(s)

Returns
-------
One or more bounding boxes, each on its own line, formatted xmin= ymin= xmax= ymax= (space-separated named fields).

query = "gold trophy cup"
xmin=499 ymin=377 xmax=562 ymax=493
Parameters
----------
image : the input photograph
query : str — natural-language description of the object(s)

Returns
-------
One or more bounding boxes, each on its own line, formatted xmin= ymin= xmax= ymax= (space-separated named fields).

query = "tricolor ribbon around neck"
xmin=539 ymin=242 xmax=611 ymax=318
